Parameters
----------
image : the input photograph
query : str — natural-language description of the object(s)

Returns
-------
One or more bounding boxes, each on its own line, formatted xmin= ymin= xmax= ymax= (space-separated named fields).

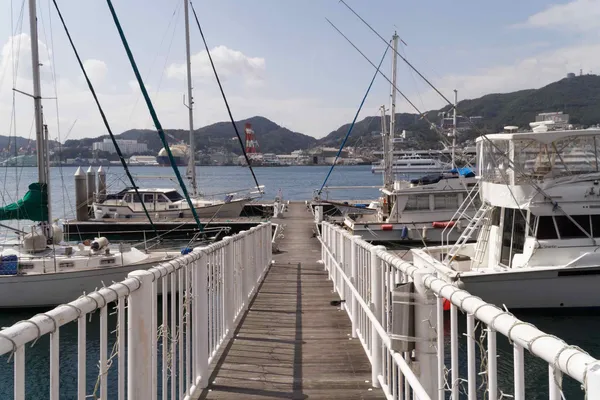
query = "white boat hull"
xmin=457 ymin=267 xmax=600 ymax=309
xmin=0 ymin=259 xmax=166 ymax=308
xmin=93 ymin=198 xmax=248 ymax=220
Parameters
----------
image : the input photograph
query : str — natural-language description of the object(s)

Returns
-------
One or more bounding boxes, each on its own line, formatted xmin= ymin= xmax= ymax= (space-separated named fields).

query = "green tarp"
xmin=0 ymin=182 xmax=48 ymax=221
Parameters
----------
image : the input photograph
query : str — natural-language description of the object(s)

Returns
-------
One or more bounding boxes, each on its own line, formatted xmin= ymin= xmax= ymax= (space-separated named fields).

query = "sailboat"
xmin=0 ymin=0 xmax=177 ymax=308
xmin=92 ymin=0 xmax=263 ymax=221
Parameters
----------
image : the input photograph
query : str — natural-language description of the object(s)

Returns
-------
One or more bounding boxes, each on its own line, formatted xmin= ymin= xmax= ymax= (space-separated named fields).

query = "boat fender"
xmin=422 ymin=226 xmax=427 ymax=240
xmin=94 ymin=209 xmax=104 ymax=220
xmin=181 ymin=247 xmax=193 ymax=255
xmin=91 ymin=237 xmax=109 ymax=251
xmin=400 ymin=226 xmax=409 ymax=239
xmin=52 ymin=224 xmax=64 ymax=244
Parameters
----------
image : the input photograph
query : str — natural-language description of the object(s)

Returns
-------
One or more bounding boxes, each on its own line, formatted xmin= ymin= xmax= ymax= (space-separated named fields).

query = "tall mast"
xmin=28 ymin=0 xmax=51 ymax=236
xmin=184 ymin=0 xmax=197 ymax=196
xmin=381 ymin=105 xmax=391 ymax=188
xmin=385 ymin=32 xmax=399 ymax=189
xmin=452 ymin=89 xmax=457 ymax=168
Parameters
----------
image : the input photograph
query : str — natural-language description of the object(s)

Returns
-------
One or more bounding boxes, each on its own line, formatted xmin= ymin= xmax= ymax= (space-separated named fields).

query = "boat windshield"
xmin=164 ymin=190 xmax=184 ymax=202
xmin=481 ymin=134 xmax=600 ymax=183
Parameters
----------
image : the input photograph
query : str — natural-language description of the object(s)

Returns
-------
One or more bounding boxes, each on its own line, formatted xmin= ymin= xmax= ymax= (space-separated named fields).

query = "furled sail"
xmin=0 ymin=182 xmax=48 ymax=221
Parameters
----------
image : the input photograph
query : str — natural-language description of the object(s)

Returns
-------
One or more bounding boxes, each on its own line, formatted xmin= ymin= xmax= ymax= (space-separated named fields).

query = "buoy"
xmin=381 ymin=224 xmax=393 ymax=231
xmin=443 ymin=299 xmax=451 ymax=311
xmin=181 ymin=247 xmax=193 ymax=255
xmin=400 ymin=226 xmax=409 ymax=239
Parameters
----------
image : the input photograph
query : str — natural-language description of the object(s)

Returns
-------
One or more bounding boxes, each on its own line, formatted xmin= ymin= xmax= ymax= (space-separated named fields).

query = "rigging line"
xmin=189 ymin=1 xmax=261 ymax=192
xmin=317 ymin=43 xmax=389 ymax=196
xmin=326 ymin=18 xmax=453 ymax=152
xmin=338 ymin=0 xmax=586 ymax=237
xmin=329 ymin=17 xmax=588 ymax=242
xmin=339 ymin=0 xmax=454 ymax=110
xmin=126 ymin=0 xmax=181 ymax=126
xmin=51 ymin=0 xmax=161 ymax=239
xmin=105 ymin=0 xmax=204 ymax=232
xmin=47 ymin=0 xmax=67 ymax=217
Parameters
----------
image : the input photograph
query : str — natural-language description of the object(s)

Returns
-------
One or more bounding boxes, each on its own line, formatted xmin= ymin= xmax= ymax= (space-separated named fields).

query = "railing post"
xmin=339 ymin=232 xmax=345 ymax=298
xmin=350 ymin=235 xmax=361 ymax=338
xmin=193 ymin=249 xmax=209 ymax=388
xmin=585 ymin=364 xmax=600 ymax=397
xmin=240 ymin=231 xmax=249 ymax=308
xmin=222 ymin=237 xmax=233 ymax=339
xmin=127 ymin=270 xmax=154 ymax=399
xmin=370 ymin=245 xmax=385 ymax=388
xmin=413 ymin=268 xmax=438 ymax=398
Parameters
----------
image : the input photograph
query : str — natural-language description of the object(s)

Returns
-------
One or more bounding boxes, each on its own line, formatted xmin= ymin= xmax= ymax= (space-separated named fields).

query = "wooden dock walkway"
xmin=199 ymin=202 xmax=384 ymax=399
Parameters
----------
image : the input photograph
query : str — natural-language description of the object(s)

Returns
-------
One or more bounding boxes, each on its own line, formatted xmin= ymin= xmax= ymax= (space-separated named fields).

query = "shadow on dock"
xmin=198 ymin=202 xmax=383 ymax=399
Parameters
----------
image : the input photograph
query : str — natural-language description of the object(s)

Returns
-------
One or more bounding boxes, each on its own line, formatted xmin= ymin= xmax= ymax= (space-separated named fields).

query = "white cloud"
xmin=0 ymin=33 xmax=52 ymax=88
xmin=518 ymin=0 xmax=600 ymax=32
xmin=166 ymin=45 xmax=265 ymax=85
xmin=82 ymin=59 xmax=107 ymax=84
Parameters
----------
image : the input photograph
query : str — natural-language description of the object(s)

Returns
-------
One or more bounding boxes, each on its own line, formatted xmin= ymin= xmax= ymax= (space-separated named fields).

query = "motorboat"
xmin=411 ymin=120 xmax=600 ymax=308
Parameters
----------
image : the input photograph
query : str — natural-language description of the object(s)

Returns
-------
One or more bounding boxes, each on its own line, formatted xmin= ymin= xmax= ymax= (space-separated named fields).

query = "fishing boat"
xmin=411 ymin=116 xmax=600 ymax=309
xmin=0 ymin=0 xmax=177 ymax=308
xmin=338 ymin=34 xmax=478 ymax=243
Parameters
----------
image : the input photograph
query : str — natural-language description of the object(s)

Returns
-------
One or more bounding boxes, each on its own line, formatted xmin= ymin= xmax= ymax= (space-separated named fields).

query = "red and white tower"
xmin=244 ymin=123 xmax=259 ymax=154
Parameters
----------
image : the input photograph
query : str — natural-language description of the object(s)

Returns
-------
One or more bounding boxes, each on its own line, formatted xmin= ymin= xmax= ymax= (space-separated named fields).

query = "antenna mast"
xmin=385 ymin=32 xmax=399 ymax=189
xmin=452 ymin=89 xmax=457 ymax=168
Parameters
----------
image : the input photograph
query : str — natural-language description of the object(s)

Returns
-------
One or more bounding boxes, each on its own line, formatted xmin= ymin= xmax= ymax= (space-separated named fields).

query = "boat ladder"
xmin=441 ymin=180 xmax=480 ymax=249
xmin=444 ymin=202 xmax=492 ymax=264
xmin=470 ymin=207 xmax=493 ymax=269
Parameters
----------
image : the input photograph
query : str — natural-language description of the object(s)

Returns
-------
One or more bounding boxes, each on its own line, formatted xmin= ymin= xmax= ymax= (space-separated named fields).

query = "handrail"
xmin=320 ymin=221 xmax=600 ymax=399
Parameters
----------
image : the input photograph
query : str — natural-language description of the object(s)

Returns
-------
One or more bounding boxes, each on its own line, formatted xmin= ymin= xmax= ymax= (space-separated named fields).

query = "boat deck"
xmin=197 ymin=202 xmax=383 ymax=399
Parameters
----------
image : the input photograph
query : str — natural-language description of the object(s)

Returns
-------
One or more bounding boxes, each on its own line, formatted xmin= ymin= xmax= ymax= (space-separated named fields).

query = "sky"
xmin=0 ymin=0 xmax=599 ymax=142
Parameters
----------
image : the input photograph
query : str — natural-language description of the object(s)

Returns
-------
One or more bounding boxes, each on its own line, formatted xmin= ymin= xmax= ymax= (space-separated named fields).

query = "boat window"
xmin=491 ymin=207 xmax=501 ymax=226
xmin=405 ymin=195 xmax=429 ymax=210
xmin=156 ymin=194 xmax=169 ymax=203
xmin=500 ymin=209 xmax=513 ymax=266
xmin=123 ymin=194 xmax=132 ymax=203
xmin=132 ymin=193 xmax=142 ymax=203
xmin=165 ymin=191 xmax=184 ymax=202
xmin=512 ymin=210 xmax=526 ymax=255
xmin=434 ymin=194 xmax=458 ymax=210
xmin=143 ymin=194 xmax=154 ymax=203
xmin=554 ymin=215 xmax=591 ymax=238
xmin=537 ymin=216 xmax=559 ymax=239
xmin=591 ymin=215 xmax=600 ymax=236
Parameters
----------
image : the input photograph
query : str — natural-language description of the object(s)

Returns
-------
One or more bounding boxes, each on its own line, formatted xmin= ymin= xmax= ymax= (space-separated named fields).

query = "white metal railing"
xmin=319 ymin=221 xmax=600 ymax=400
xmin=0 ymin=222 xmax=272 ymax=400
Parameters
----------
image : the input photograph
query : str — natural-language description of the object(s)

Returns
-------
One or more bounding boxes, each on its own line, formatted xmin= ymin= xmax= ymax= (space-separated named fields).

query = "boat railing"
xmin=0 ymin=222 xmax=272 ymax=399
xmin=319 ymin=221 xmax=600 ymax=399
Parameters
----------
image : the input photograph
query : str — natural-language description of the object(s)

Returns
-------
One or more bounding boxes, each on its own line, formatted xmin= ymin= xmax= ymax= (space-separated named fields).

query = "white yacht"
xmin=92 ymin=187 xmax=256 ymax=220
xmin=411 ymin=122 xmax=600 ymax=309
xmin=371 ymin=153 xmax=451 ymax=175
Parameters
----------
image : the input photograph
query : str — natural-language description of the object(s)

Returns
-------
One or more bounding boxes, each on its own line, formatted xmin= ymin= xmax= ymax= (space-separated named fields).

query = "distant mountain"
xmin=0 ymin=135 xmax=59 ymax=151
xmin=320 ymin=74 xmax=600 ymax=149
xmin=64 ymin=116 xmax=317 ymax=155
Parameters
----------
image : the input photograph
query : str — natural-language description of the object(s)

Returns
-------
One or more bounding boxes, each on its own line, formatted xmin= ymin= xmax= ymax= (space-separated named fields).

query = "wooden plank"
xmin=198 ymin=202 xmax=384 ymax=399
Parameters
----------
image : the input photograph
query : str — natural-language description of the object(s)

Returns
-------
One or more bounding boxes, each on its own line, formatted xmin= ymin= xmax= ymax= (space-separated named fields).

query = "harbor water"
xmin=0 ymin=165 xmax=597 ymax=398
